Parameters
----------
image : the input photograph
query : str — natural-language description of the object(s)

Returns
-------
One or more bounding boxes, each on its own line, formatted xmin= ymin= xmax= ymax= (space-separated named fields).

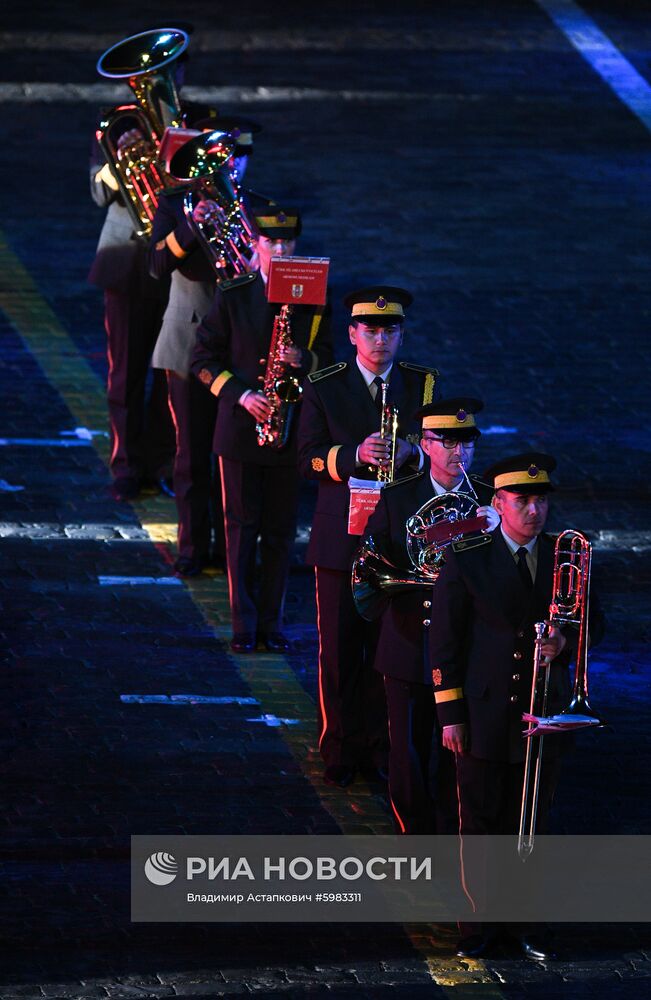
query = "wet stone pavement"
xmin=1 ymin=1 xmax=650 ymax=997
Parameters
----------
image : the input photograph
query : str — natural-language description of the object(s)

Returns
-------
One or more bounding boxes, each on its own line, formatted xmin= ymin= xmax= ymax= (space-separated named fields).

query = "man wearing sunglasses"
xmin=364 ymin=398 xmax=499 ymax=834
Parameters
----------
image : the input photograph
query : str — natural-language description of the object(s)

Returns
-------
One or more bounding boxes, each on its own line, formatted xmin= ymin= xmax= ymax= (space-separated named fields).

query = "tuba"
xmin=352 ymin=471 xmax=490 ymax=621
xmin=518 ymin=530 xmax=605 ymax=860
xmin=169 ymin=130 xmax=257 ymax=285
xmin=255 ymin=305 xmax=302 ymax=450
xmin=96 ymin=28 xmax=189 ymax=238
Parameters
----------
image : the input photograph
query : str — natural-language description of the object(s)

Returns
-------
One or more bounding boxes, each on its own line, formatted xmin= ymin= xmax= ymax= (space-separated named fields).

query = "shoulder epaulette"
xmin=452 ymin=534 xmax=493 ymax=554
xmin=398 ymin=362 xmax=440 ymax=376
xmin=308 ymin=362 xmax=347 ymax=383
xmin=384 ymin=471 xmax=426 ymax=491
xmin=218 ymin=272 xmax=258 ymax=292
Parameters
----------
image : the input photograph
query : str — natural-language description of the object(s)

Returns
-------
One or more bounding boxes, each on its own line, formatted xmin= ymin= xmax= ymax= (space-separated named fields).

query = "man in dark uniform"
xmin=363 ymin=398 xmax=498 ymax=833
xmin=191 ymin=208 xmax=333 ymax=652
xmin=297 ymin=286 xmax=439 ymax=788
xmin=149 ymin=115 xmax=262 ymax=576
xmin=428 ymin=453 xmax=604 ymax=959
xmin=88 ymin=31 xmax=194 ymax=500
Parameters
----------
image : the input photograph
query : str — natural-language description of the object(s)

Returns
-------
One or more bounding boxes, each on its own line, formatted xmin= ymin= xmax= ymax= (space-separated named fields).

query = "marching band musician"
xmin=428 ymin=453 xmax=604 ymax=959
xmin=191 ymin=209 xmax=333 ymax=653
xmin=297 ymin=286 xmax=438 ymax=789
xmin=363 ymin=398 xmax=499 ymax=833
xmin=87 ymin=28 xmax=197 ymax=502
xmin=148 ymin=114 xmax=262 ymax=576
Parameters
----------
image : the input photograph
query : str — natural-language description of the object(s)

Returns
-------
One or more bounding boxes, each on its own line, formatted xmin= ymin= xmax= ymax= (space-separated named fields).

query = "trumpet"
xmin=518 ymin=530 xmax=605 ymax=860
xmin=377 ymin=381 xmax=398 ymax=483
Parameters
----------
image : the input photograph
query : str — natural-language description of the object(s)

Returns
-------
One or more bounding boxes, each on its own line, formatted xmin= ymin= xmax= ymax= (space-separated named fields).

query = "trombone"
xmin=518 ymin=530 xmax=604 ymax=860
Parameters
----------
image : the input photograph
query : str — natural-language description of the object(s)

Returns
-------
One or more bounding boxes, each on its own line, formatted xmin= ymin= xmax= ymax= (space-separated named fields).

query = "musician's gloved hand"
xmin=240 ymin=391 xmax=272 ymax=422
xmin=442 ymin=723 xmax=468 ymax=754
xmin=540 ymin=625 xmax=566 ymax=663
xmin=358 ymin=431 xmax=391 ymax=467
xmin=278 ymin=344 xmax=302 ymax=368
xmin=116 ymin=128 xmax=145 ymax=158
xmin=192 ymin=199 xmax=220 ymax=224
xmin=478 ymin=504 xmax=500 ymax=531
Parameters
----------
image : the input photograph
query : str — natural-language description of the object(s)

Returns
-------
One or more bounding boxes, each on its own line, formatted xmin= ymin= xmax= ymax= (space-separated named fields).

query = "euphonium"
xmin=169 ymin=130 xmax=257 ymax=285
xmin=255 ymin=305 xmax=302 ymax=450
xmin=96 ymin=28 xmax=189 ymax=238
xmin=518 ymin=529 xmax=604 ymax=860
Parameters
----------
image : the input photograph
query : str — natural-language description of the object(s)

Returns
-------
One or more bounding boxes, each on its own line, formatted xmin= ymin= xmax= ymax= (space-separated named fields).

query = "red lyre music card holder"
xmin=267 ymin=256 xmax=330 ymax=306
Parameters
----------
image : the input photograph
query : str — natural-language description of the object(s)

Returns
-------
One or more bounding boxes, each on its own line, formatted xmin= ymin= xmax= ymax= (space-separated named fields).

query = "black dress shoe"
xmin=230 ymin=632 xmax=257 ymax=653
xmin=323 ymin=764 xmax=356 ymax=788
xmin=456 ymin=934 xmax=493 ymax=959
xmin=109 ymin=476 xmax=140 ymax=502
xmin=519 ymin=934 xmax=557 ymax=961
xmin=258 ymin=631 xmax=290 ymax=653
xmin=174 ymin=556 xmax=204 ymax=577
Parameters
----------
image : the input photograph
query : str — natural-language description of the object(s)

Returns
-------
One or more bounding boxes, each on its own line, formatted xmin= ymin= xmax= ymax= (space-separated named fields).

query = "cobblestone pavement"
xmin=1 ymin=1 xmax=650 ymax=997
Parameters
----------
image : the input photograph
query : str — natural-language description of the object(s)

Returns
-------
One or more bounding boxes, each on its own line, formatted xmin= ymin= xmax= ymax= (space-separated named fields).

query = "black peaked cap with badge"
xmin=344 ymin=286 xmax=413 ymax=326
xmin=414 ymin=397 xmax=483 ymax=441
xmin=191 ymin=113 xmax=262 ymax=157
xmin=484 ymin=451 xmax=556 ymax=494
xmin=252 ymin=206 xmax=302 ymax=240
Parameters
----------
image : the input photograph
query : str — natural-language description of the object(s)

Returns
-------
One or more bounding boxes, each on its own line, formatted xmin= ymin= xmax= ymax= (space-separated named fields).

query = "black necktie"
xmin=516 ymin=546 xmax=533 ymax=591
xmin=372 ymin=376 xmax=384 ymax=413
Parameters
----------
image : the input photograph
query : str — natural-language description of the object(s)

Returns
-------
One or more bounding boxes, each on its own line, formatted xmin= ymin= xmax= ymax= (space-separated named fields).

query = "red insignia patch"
xmin=432 ymin=668 xmax=442 ymax=686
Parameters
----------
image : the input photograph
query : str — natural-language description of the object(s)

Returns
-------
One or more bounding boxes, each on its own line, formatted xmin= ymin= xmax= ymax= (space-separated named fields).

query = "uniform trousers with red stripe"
xmin=315 ymin=566 xmax=387 ymax=769
xmin=104 ymin=265 xmax=174 ymax=482
xmin=383 ymin=676 xmax=458 ymax=834
xmin=219 ymin=457 xmax=299 ymax=634
xmin=167 ymin=371 xmax=225 ymax=566
xmin=455 ymin=751 xmax=562 ymax=935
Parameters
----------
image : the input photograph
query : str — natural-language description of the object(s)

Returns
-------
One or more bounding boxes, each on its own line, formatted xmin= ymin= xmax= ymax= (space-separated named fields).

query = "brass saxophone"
xmin=255 ymin=305 xmax=302 ymax=450
xmin=96 ymin=29 xmax=189 ymax=238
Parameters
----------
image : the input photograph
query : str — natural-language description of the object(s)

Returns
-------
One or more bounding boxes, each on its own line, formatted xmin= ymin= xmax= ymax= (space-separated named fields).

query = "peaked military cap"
xmin=344 ymin=285 xmax=413 ymax=326
xmin=415 ymin=397 xmax=483 ymax=441
xmin=252 ymin=206 xmax=302 ymax=239
xmin=484 ymin=452 xmax=557 ymax=494
xmin=191 ymin=112 xmax=262 ymax=156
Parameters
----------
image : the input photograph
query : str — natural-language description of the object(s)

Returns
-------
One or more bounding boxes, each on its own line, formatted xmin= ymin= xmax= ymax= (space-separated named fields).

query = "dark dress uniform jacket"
xmin=297 ymin=359 xmax=438 ymax=571
xmin=149 ymin=186 xmax=215 ymax=284
xmin=365 ymin=472 xmax=493 ymax=684
xmin=429 ymin=529 xmax=604 ymax=763
xmin=191 ymin=274 xmax=334 ymax=466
